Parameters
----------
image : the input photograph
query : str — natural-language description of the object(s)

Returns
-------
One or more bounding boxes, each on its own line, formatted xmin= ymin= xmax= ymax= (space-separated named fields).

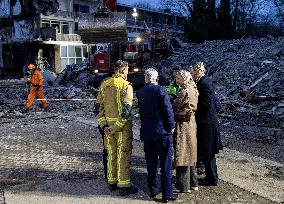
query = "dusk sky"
xmin=117 ymin=0 xmax=276 ymax=16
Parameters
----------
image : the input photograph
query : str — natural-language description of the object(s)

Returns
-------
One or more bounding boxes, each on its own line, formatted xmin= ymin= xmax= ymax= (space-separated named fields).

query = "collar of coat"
xmin=113 ymin=73 xmax=126 ymax=80
xmin=196 ymin=74 xmax=206 ymax=83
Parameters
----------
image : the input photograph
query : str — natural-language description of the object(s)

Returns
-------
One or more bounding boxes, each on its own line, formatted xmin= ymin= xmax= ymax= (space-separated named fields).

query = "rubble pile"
xmin=145 ymin=36 xmax=284 ymax=115
xmin=54 ymin=62 xmax=98 ymax=89
xmin=0 ymin=84 xmax=98 ymax=116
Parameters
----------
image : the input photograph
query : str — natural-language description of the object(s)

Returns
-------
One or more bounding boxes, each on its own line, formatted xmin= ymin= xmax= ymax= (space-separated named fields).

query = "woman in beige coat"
xmin=173 ymin=69 xmax=199 ymax=193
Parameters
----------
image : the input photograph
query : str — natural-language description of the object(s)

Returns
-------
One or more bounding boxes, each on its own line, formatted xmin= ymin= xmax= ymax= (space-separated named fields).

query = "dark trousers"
xmin=203 ymin=155 xmax=218 ymax=184
xmin=176 ymin=166 xmax=198 ymax=191
xmin=144 ymin=136 xmax=173 ymax=200
xmin=98 ymin=126 xmax=108 ymax=179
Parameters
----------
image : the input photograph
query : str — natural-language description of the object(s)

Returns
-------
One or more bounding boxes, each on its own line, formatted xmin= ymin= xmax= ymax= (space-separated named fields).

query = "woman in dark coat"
xmin=189 ymin=62 xmax=223 ymax=186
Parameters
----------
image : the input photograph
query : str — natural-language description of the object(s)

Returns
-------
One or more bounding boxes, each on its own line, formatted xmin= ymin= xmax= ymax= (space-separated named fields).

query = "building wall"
xmin=54 ymin=45 xmax=61 ymax=73
xmin=117 ymin=4 xmax=185 ymax=39
xmin=74 ymin=0 xmax=98 ymax=14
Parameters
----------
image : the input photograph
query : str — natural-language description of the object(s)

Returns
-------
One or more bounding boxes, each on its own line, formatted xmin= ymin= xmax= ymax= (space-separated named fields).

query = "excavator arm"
xmin=76 ymin=0 xmax=127 ymax=44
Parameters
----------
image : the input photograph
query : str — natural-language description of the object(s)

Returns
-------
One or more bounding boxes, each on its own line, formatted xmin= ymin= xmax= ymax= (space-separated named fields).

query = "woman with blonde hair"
xmin=173 ymin=69 xmax=199 ymax=192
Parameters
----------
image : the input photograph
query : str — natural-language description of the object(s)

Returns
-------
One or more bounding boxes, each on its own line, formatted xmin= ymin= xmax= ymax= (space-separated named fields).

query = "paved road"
xmin=0 ymin=112 xmax=280 ymax=203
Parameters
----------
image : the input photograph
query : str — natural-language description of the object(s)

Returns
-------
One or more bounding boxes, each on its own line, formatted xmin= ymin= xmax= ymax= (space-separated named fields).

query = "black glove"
xmin=36 ymin=85 xmax=41 ymax=91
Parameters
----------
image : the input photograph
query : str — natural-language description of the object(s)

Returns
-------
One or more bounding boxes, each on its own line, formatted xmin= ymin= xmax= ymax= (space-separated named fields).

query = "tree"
xmin=232 ymin=0 xmax=239 ymax=33
xmin=273 ymin=0 xmax=284 ymax=30
xmin=162 ymin=0 xmax=192 ymax=17
xmin=186 ymin=0 xmax=207 ymax=42
xmin=206 ymin=0 xmax=218 ymax=40
xmin=218 ymin=0 xmax=232 ymax=39
xmin=232 ymin=0 xmax=263 ymax=32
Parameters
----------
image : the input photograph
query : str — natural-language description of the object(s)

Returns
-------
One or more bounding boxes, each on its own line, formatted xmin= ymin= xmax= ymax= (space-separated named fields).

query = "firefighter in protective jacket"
xmin=96 ymin=60 xmax=138 ymax=196
xmin=25 ymin=64 xmax=48 ymax=112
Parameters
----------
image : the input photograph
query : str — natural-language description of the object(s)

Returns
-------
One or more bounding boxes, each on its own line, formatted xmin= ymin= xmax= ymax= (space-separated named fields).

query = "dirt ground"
xmin=0 ymin=109 xmax=282 ymax=204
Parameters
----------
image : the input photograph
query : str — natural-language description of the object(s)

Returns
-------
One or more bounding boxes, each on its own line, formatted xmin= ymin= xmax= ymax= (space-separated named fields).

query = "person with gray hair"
xmin=144 ymin=68 xmax=159 ymax=83
xmin=137 ymin=68 xmax=177 ymax=203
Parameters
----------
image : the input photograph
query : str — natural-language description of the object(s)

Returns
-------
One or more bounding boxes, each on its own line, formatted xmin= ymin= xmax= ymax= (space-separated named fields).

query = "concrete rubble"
xmin=144 ymin=36 xmax=284 ymax=125
xmin=1 ymin=37 xmax=283 ymax=125
xmin=53 ymin=62 xmax=99 ymax=89
xmin=0 ymin=80 xmax=98 ymax=117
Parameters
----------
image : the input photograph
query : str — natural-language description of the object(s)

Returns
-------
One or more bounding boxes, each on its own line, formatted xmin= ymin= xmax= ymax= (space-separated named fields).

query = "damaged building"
xmin=0 ymin=0 xmax=185 ymax=78
xmin=117 ymin=2 xmax=185 ymax=41
xmin=0 ymin=0 xmax=98 ymax=77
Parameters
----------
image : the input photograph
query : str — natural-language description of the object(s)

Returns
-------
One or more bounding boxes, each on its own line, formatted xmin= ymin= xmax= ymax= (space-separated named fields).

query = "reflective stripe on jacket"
xmin=96 ymin=74 xmax=133 ymax=130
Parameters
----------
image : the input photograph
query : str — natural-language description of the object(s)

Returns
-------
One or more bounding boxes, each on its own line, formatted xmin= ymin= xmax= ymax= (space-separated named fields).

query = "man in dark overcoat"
xmin=189 ymin=62 xmax=223 ymax=186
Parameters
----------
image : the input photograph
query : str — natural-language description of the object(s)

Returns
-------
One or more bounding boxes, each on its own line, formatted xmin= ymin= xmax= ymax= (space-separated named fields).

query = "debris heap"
xmin=0 ymin=80 xmax=98 ymax=116
xmin=145 ymin=36 xmax=284 ymax=116
xmin=147 ymin=37 xmax=284 ymax=110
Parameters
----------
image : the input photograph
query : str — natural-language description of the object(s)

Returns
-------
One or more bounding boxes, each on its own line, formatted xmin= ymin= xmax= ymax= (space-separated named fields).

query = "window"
xmin=69 ymin=58 xmax=75 ymax=65
xmin=68 ymin=46 xmax=75 ymax=57
xmin=83 ymin=47 xmax=88 ymax=57
xmin=41 ymin=20 xmax=71 ymax=33
xmin=74 ymin=4 xmax=90 ymax=13
xmin=61 ymin=46 xmax=67 ymax=57
xmin=61 ymin=59 xmax=68 ymax=71
xmin=51 ymin=23 xmax=60 ymax=33
xmin=80 ymin=5 xmax=89 ymax=13
xmin=145 ymin=16 xmax=152 ymax=24
xmin=74 ymin=4 xmax=79 ymax=12
xmin=41 ymin=22 xmax=50 ymax=28
xmin=60 ymin=45 xmax=88 ymax=70
xmin=75 ymin=46 xmax=82 ymax=57
xmin=62 ymin=24 xmax=69 ymax=34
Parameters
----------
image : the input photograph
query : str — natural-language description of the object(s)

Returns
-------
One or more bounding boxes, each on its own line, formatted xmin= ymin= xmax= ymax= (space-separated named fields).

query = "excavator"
xmin=76 ymin=0 xmax=147 ymax=86
xmin=76 ymin=0 xmax=128 ymax=44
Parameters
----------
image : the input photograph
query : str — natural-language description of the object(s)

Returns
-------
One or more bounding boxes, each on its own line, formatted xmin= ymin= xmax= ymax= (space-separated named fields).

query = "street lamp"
xmin=136 ymin=37 xmax=142 ymax=42
xmin=132 ymin=8 xmax=138 ymax=32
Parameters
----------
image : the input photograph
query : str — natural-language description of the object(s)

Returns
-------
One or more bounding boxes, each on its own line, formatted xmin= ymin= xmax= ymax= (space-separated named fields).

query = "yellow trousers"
xmin=105 ymin=123 xmax=133 ymax=187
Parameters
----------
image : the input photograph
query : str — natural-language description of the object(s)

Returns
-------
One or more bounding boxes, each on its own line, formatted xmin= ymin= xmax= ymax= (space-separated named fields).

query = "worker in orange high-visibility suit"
xmin=25 ymin=64 xmax=48 ymax=112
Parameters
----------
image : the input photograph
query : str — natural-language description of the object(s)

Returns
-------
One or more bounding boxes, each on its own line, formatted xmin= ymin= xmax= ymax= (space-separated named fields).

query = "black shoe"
xmin=109 ymin=184 xmax=117 ymax=191
xmin=149 ymin=190 xmax=161 ymax=199
xmin=119 ymin=185 xmax=138 ymax=196
xmin=162 ymin=195 xmax=178 ymax=203
xmin=198 ymin=178 xmax=218 ymax=186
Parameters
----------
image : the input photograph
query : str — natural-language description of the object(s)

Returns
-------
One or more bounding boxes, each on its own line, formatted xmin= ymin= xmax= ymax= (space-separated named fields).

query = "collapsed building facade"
xmin=0 ymin=0 xmax=185 ymax=78
xmin=0 ymin=0 xmax=98 ymax=77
